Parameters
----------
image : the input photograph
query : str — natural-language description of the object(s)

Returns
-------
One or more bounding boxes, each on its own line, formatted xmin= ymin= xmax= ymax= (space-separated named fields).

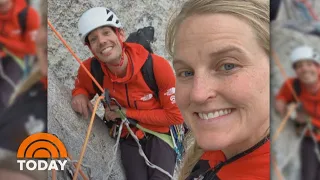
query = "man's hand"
xmin=104 ymin=105 xmax=126 ymax=121
xmin=275 ymin=100 xmax=286 ymax=117
xmin=294 ymin=111 xmax=308 ymax=136
xmin=71 ymin=94 xmax=93 ymax=119
xmin=296 ymin=111 xmax=308 ymax=124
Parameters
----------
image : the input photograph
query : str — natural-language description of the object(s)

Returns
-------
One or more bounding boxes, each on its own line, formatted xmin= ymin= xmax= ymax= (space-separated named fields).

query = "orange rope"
xmin=68 ymin=154 xmax=89 ymax=180
xmin=271 ymin=155 xmax=284 ymax=180
xmin=73 ymin=95 xmax=104 ymax=180
xmin=272 ymin=104 xmax=297 ymax=141
xmin=47 ymin=20 xmax=104 ymax=93
xmin=48 ymin=20 xmax=106 ymax=180
xmin=297 ymin=0 xmax=319 ymax=21
xmin=52 ymin=169 xmax=56 ymax=180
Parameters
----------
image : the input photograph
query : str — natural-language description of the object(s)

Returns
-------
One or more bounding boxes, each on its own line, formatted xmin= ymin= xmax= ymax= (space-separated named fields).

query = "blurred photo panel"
xmin=271 ymin=0 xmax=320 ymax=179
xmin=0 ymin=0 xmax=47 ymax=180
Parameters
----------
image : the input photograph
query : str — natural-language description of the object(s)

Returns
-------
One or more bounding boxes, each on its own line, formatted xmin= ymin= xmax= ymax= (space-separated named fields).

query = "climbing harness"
xmin=102 ymin=89 xmax=174 ymax=179
xmin=0 ymin=47 xmax=36 ymax=79
xmin=103 ymin=89 xmax=175 ymax=149
xmin=294 ymin=0 xmax=319 ymax=21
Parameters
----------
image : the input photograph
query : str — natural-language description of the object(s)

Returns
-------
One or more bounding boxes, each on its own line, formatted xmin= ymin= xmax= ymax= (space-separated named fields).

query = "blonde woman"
xmin=166 ymin=0 xmax=270 ymax=179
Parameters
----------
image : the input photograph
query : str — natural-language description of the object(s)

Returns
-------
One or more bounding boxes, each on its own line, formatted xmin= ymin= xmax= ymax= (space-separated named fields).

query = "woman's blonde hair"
xmin=166 ymin=0 xmax=270 ymax=57
xmin=9 ymin=0 xmax=47 ymax=104
xmin=165 ymin=0 xmax=269 ymax=179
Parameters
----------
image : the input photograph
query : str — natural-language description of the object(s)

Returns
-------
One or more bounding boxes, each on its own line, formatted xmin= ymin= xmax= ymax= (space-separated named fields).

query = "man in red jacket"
xmin=71 ymin=7 xmax=183 ymax=180
xmin=0 ymin=0 xmax=40 ymax=113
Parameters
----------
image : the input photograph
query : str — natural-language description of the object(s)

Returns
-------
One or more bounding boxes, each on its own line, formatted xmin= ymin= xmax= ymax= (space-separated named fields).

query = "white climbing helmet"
xmin=290 ymin=45 xmax=320 ymax=65
xmin=78 ymin=7 xmax=122 ymax=45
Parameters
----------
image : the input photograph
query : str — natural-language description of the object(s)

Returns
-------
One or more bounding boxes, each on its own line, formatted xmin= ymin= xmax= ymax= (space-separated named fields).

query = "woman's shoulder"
xmin=188 ymin=141 xmax=270 ymax=179
xmin=219 ymin=140 xmax=270 ymax=179
xmin=186 ymin=151 xmax=224 ymax=180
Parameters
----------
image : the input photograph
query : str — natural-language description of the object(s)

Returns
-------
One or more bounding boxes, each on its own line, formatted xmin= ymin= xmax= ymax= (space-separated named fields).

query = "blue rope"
xmin=316 ymin=23 xmax=320 ymax=32
xmin=295 ymin=1 xmax=313 ymax=21
xmin=170 ymin=125 xmax=185 ymax=163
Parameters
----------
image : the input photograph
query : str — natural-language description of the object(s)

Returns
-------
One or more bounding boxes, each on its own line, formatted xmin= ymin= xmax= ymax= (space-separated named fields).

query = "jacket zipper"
xmin=125 ymin=84 xmax=131 ymax=108
xmin=315 ymin=102 xmax=319 ymax=118
xmin=134 ymin=101 xmax=138 ymax=109
xmin=0 ymin=20 xmax=5 ymax=36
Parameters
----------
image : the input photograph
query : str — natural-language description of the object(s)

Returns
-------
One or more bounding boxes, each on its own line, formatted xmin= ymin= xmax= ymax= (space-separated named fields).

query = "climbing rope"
xmin=105 ymin=112 xmax=124 ymax=179
xmin=48 ymin=19 xmax=174 ymax=180
xmin=47 ymin=21 xmax=104 ymax=93
xmin=272 ymin=104 xmax=297 ymax=141
xmin=0 ymin=47 xmax=31 ymax=93
xmin=125 ymin=121 xmax=174 ymax=179
xmin=0 ymin=48 xmax=25 ymax=70
xmin=67 ymin=153 xmax=90 ymax=180
xmin=103 ymin=96 xmax=174 ymax=179
xmin=0 ymin=60 xmax=17 ymax=91
xmin=271 ymin=155 xmax=284 ymax=180
xmin=52 ymin=169 xmax=57 ymax=180
xmin=72 ymin=96 xmax=104 ymax=180
xmin=295 ymin=0 xmax=319 ymax=21
xmin=295 ymin=0 xmax=314 ymax=21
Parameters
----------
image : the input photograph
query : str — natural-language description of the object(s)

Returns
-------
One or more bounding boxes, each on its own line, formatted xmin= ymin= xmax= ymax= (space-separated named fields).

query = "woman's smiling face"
xmin=173 ymin=14 xmax=269 ymax=154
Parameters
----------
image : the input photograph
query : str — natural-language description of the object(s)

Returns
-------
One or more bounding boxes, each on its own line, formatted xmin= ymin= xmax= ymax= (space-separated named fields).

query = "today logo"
xmin=16 ymin=133 xmax=68 ymax=171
